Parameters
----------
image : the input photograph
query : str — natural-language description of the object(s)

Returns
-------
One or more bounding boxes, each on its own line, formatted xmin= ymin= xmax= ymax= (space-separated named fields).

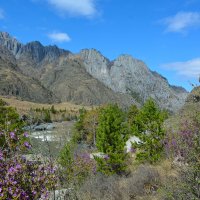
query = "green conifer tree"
xmin=132 ymin=99 xmax=168 ymax=163
xmin=95 ymin=104 xmax=129 ymax=175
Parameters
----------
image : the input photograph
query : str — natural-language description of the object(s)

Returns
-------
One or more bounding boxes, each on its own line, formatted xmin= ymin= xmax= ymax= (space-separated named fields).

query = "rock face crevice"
xmin=0 ymin=32 xmax=188 ymax=111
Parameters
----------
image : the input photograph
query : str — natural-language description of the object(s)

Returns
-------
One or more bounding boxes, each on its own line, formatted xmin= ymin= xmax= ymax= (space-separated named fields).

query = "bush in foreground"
xmin=0 ymin=129 xmax=57 ymax=199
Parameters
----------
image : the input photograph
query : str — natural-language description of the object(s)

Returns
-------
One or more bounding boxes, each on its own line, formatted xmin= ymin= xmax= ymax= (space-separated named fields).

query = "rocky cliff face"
xmin=0 ymin=32 xmax=22 ymax=57
xmin=0 ymin=32 xmax=188 ymax=111
xmin=0 ymin=32 xmax=69 ymax=62
xmin=80 ymin=49 xmax=188 ymax=111
xmin=39 ymin=55 xmax=136 ymax=107
xmin=18 ymin=41 xmax=69 ymax=64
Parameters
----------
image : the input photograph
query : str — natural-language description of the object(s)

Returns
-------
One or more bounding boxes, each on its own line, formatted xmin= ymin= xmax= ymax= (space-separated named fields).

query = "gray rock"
xmin=33 ymin=123 xmax=55 ymax=131
xmin=0 ymin=32 xmax=23 ymax=57
xmin=80 ymin=49 xmax=188 ymax=111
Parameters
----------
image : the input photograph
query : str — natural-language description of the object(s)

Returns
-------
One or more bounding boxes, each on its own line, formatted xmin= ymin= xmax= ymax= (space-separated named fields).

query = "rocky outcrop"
xmin=15 ymin=41 xmax=70 ymax=78
xmin=0 ymin=32 xmax=23 ymax=57
xmin=18 ymin=41 xmax=69 ymax=64
xmin=80 ymin=49 xmax=188 ymax=111
xmin=40 ymin=56 xmax=136 ymax=107
xmin=0 ymin=32 xmax=69 ymax=62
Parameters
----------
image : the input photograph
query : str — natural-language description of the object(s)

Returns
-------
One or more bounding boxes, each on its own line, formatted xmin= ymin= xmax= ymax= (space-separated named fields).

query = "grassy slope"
xmin=0 ymin=95 xmax=93 ymax=115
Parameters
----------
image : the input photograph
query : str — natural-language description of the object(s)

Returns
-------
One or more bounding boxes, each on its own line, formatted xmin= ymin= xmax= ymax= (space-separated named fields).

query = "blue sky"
xmin=0 ymin=0 xmax=200 ymax=91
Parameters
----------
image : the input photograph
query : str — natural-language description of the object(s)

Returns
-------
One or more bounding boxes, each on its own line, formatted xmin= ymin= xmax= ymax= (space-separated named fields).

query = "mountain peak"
xmin=0 ymin=31 xmax=23 ymax=57
xmin=80 ymin=48 xmax=109 ymax=60
xmin=0 ymin=32 xmax=11 ymax=39
xmin=27 ymin=41 xmax=43 ymax=47
xmin=0 ymin=32 xmax=69 ymax=63
xmin=115 ymin=54 xmax=146 ymax=67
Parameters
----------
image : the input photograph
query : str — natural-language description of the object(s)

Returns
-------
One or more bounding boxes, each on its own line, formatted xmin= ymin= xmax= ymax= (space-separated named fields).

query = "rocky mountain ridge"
xmin=0 ymin=45 xmax=58 ymax=103
xmin=0 ymin=32 xmax=188 ymax=111
xmin=79 ymin=49 xmax=187 ymax=110
xmin=0 ymin=32 xmax=69 ymax=61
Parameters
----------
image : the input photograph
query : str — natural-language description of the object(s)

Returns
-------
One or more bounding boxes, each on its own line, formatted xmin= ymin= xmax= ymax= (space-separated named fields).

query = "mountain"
xmin=80 ymin=49 xmax=188 ymax=111
xmin=0 ymin=44 xmax=58 ymax=103
xmin=0 ymin=32 xmax=188 ymax=111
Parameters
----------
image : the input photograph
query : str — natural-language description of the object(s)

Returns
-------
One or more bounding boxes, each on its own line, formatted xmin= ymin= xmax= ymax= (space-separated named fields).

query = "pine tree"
xmin=127 ymin=104 xmax=139 ymax=126
xmin=95 ymin=104 xmax=129 ymax=175
xmin=132 ymin=99 xmax=168 ymax=163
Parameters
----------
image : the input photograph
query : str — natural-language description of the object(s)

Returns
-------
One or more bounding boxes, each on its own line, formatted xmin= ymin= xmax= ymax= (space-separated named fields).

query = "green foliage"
xmin=73 ymin=108 xmax=87 ymax=142
xmin=50 ymin=105 xmax=57 ymax=114
xmin=95 ymin=104 xmax=129 ymax=175
xmin=75 ymin=108 xmax=87 ymax=131
xmin=0 ymin=99 xmax=29 ymax=153
xmin=0 ymin=99 xmax=24 ymax=132
xmin=127 ymin=104 xmax=139 ymax=126
xmin=132 ymin=99 xmax=168 ymax=163
xmin=43 ymin=109 xmax=52 ymax=123
xmin=0 ymin=99 xmax=7 ymax=106
xmin=29 ymin=106 xmax=73 ymax=123
xmin=58 ymin=142 xmax=74 ymax=183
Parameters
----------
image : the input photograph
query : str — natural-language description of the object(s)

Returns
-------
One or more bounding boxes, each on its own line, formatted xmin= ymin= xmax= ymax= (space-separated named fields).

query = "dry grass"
xmin=153 ymin=159 xmax=179 ymax=182
xmin=0 ymin=95 xmax=93 ymax=115
xmin=76 ymin=165 xmax=161 ymax=200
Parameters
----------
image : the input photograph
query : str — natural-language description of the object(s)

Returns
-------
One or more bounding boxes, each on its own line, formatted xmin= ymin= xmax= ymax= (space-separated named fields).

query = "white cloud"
xmin=161 ymin=58 xmax=200 ymax=78
xmin=0 ymin=8 xmax=5 ymax=19
xmin=46 ymin=0 xmax=97 ymax=17
xmin=162 ymin=11 xmax=200 ymax=33
xmin=48 ymin=32 xmax=71 ymax=42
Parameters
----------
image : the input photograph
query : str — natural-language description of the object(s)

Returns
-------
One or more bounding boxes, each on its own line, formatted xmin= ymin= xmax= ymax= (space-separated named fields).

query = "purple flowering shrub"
xmin=59 ymin=143 xmax=96 ymax=186
xmin=73 ymin=152 xmax=96 ymax=180
xmin=0 ymin=130 xmax=30 ymax=156
xmin=0 ymin=130 xmax=57 ymax=199
xmin=162 ymin=109 xmax=200 ymax=199
xmin=164 ymin=119 xmax=199 ymax=161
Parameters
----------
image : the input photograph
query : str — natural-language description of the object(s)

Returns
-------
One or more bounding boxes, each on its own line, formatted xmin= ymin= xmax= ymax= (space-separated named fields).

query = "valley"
xmin=0 ymin=30 xmax=198 ymax=200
